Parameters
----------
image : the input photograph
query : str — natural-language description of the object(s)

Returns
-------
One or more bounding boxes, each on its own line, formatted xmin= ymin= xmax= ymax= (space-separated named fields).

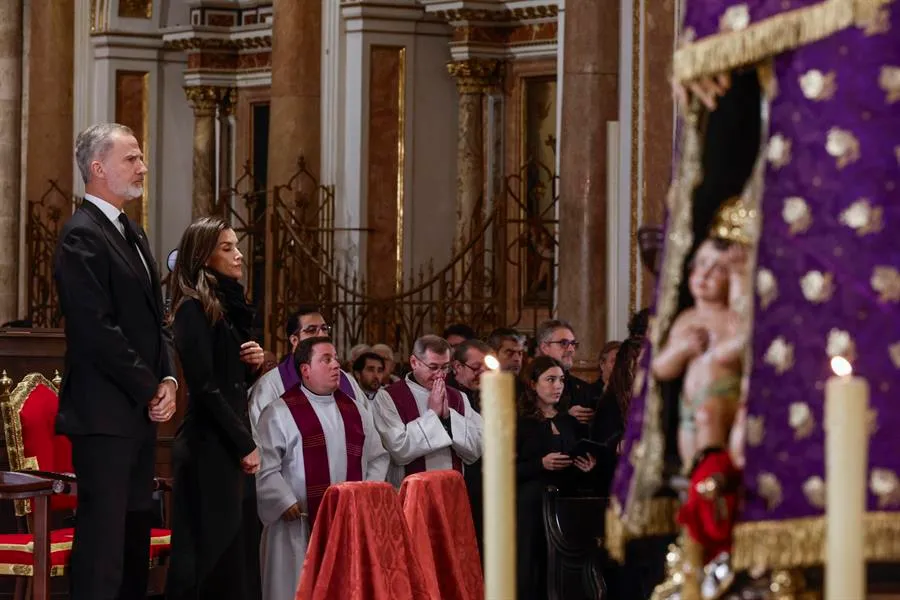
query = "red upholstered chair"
xmin=398 ymin=470 xmax=483 ymax=600
xmin=0 ymin=371 xmax=172 ymax=598
xmin=296 ymin=481 xmax=435 ymax=600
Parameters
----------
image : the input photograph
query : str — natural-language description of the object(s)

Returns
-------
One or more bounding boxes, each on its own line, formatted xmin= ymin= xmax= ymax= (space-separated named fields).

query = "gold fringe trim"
xmin=672 ymin=0 xmax=889 ymax=83
xmin=605 ymin=497 xmax=681 ymax=562
xmin=733 ymin=511 xmax=900 ymax=571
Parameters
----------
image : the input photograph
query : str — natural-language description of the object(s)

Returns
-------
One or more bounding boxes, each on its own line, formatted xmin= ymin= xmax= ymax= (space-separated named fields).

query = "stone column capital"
xmin=446 ymin=58 xmax=503 ymax=94
xmin=184 ymin=85 xmax=228 ymax=115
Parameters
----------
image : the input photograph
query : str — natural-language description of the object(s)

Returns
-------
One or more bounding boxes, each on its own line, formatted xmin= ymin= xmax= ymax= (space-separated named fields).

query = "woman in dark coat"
xmin=166 ymin=217 xmax=265 ymax=600
xmin=516 ymin=356 xmax=597 ymax=600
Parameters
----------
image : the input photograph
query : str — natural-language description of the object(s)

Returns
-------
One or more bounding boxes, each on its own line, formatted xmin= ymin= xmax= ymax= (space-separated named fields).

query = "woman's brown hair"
xmin=518 ymin=355 xmax=564 ymax=421
xmin=169 ymin=217 xmax=231 ymax=324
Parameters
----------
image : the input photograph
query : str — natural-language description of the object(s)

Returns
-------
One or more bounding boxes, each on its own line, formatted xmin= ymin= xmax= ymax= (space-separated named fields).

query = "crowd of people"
xmin=54 ymin=122 xmax=649 ymax=600
xmin=163 ymin=216 xmax=651 ymax=600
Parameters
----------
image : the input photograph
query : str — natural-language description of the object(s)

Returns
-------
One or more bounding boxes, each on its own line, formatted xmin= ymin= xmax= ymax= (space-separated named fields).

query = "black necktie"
xmin=117 ymin=213 xmax=149 ymax=281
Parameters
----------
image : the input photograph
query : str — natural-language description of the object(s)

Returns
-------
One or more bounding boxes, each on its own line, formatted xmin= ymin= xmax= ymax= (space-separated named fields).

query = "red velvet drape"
xmin=296 ymin=481 xmax=435 ymax=600
xmin=398 ymin=470 xmax=483 ymax=600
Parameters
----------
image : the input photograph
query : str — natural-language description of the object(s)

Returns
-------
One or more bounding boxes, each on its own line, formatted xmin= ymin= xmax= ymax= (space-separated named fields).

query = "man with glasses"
xmin=447 ymin=338 xmax=493 ymax=556
xmin=535 ymin=319 xmax=601 ymax=427
xmin=372 ymin=335 xmax=484 ymax=488
xmin=249 ymin=307 xmax=369 ymax=439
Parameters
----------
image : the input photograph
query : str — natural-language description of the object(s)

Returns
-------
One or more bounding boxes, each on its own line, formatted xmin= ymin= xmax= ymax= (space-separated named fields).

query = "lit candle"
xmin=480 ymin=355 xmax=516 ymax=599
xmin=825 ymin=355 xmax=868 ymax=600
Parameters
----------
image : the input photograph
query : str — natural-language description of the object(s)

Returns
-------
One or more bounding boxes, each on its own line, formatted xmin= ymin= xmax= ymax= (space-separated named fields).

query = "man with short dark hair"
xmin=256 ymin=337 xmax=388 ymax=600
xmin=442 ymin=323 xmax=476 ymax=349
xmin=352 ymin=352 xmax=385 ymax=401
xmin=487 ymin=327 xmax=525 ymax=375
xmin=372 ymin=334 xmax=483 ymax=487
xmin=249 ymin=308 xmax=367 ymax=438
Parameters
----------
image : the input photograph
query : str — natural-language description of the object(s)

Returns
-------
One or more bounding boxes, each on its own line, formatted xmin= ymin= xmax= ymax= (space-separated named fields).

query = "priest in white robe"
xmin=372 ymin=334 xmax=483 ymax=488
xmin=249 ymin=307 xmax=368 ymax=442
xmin=255 ymin=336 xmax=389 ymax=600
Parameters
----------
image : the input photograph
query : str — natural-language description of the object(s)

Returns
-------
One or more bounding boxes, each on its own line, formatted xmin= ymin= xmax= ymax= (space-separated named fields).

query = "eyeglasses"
xmin=419 ymin=362 xmax=452 ymax=373
xmin=547 ymin=339 xmax=579 ymax=350
xmin=460 ymin=362 xmax=486 ymax=373
xmin=294 ymin=324 xmax=331 ymax=336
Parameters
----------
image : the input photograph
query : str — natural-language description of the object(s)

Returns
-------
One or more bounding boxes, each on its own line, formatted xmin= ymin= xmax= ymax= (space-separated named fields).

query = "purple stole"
xmin=281 ymin=386 xmax=365 ymax=525
xmin=385 ymin=379 xmax=465 ymax=476
xmin=278 ymin=355 xmax=356 ymax=399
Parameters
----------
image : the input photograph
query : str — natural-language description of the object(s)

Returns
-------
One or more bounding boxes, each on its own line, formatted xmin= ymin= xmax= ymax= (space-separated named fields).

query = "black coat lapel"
xmin=79 ymin=202 xmax=160 ymax=317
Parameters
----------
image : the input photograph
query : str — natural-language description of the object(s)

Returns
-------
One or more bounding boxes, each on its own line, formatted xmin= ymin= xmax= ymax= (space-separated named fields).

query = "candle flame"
xmin=484 ymin=355 xmax=500 ymax=371
xmin=831 ymin=355 xmax=852 ymax=377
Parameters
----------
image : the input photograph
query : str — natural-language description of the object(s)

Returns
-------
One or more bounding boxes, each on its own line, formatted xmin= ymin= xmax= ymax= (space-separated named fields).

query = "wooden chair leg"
xmin=30 ymin=496 xmax=49 ymax=600
xmin=13 ymin=576 xmax=26 ymax=600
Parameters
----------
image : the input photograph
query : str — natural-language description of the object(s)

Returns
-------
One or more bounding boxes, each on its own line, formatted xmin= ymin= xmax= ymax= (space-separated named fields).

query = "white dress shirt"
xmin=83 ymin=193 xmax=151 ymax=279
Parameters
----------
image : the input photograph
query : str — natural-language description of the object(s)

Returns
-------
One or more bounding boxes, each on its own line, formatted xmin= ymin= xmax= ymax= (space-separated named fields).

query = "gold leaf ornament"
xmin=800 ymin=271 xmax=835 ymax=304
xmin=826 ymin=128 xmax=861 ymax=169
xmin=756 ymin=268 xmax=778 ymax=309
xmin=803 ymin=476 xmax=826 ymax=509
xmin=799 ymin=69 xmax=837 ymax=101
xmin=789 ymin=402 xmax=815 ymax=439
xmin=758 ymin=473 xmax=783 ymax=510
xmin=782 ymin=197 xmax=812 ymax=235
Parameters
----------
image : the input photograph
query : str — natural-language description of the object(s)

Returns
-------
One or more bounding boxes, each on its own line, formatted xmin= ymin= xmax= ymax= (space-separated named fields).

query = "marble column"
xmin=447 ymin=58 xmax=501 ymax=248
xmin=184 ymin=86 xmax=220 ymax=219
xmin=268 ymin=0 xmax=321 ymax=190
xmin=557 ymin=0 xmax=619 ymax=372
xmin=0 ymin=0 xmax=22 ymax=323
xmin=25 ymin=0 xmax=74 ymax=219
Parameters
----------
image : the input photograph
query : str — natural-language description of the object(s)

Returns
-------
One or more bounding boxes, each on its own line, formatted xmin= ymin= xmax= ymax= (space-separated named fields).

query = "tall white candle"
xmin=480 ymin=355 xmax=516 ymax=600
xmin=825 ymin=355 xmax=868 ymax=600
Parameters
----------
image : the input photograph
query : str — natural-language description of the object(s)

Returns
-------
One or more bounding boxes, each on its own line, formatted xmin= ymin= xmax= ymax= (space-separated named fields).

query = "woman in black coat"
xmin=166 ymin=217 xmax=265 ymax=600
xmin=516 ymin=356 xmax=597 ymax=600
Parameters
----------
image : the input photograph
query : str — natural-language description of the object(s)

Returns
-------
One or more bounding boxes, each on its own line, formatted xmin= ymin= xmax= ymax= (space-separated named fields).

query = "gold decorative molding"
xmin=163 ymin=36 xmax=272 ymax=52
xmin=446 ymin=58 xmax=503 ymax=94
xmin=118 ymin=0 xmax=152 ymax=19
xmin=434 ymin=5 xmax=558 ymax=23
xmin=184 ymin=85 xmax=229 ymax=114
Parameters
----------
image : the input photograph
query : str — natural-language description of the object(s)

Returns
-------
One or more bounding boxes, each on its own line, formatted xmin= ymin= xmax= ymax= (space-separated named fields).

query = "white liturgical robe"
xmin=372 ymin=375 xmax=484 ymax=488
xmin=249 ymin=361 xmax=369 ymax=444
xmin=255 ymin=385 xmax=389 ymax=600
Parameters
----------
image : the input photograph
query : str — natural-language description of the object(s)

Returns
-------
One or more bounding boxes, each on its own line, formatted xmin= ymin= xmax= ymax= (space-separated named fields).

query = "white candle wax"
xmin=825 ymin=356 xmax=869 ymax=600
xmin=480 ymin=359 xmax=516 ymax=600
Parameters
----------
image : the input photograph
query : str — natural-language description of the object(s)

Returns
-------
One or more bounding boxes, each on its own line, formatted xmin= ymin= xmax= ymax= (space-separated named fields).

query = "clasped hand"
xmin=148 ymin=379 xmax=176 ymax=423
xmin=427 ymin=374 xmax=450 ymax=419
xmin=239 ymin=341 xmax=265 ymax=370
xmin=542 ymin=452 xmax=596 ymax=473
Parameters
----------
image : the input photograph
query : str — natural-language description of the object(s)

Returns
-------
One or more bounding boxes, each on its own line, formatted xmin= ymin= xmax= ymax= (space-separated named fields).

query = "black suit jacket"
xmin=53 ymin=200 xmax=175 ymax=437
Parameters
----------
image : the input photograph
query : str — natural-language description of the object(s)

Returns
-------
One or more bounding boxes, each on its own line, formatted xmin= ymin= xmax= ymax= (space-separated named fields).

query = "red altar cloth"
xmin=399 ymin=470 xmax=483 ymax=600
xmin=295 ymin=481 xmax=435 ymax=600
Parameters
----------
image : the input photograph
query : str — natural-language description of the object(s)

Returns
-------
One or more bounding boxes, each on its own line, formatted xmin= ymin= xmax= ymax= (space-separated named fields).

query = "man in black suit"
xmin=54 ymin=123 xmax=177 ymax=600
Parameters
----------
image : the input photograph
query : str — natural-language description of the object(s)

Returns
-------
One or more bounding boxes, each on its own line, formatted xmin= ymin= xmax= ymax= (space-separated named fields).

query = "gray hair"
xmin=75 ymin=123 xmax=134 ymax=184
xmin=535 ymin=319 xmax=575 ymax=345
xmin=412 ymin=335 xmax=451 ymax=359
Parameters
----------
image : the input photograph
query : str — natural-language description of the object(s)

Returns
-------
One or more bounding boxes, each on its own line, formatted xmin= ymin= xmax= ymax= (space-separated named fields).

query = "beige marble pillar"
xmin=557 ymin=0 xmax=619 ymax=373
xmin=0 ymin=0 xmax=22 ymax=323
xmin=26 ymin=0 xmax=73 ymax=219
xmin=268 ymin=0 xmax=321 ymax=190
xmin=184 ymin=86 xmax=220 ymax=219
xmin=447 ymin=58 xmax=501 ymax=248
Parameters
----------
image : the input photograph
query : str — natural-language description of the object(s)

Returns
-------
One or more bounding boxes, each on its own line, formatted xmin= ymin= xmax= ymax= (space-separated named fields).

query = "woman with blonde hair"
xmin=166 ymin=217 xmax=265 ymax=600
